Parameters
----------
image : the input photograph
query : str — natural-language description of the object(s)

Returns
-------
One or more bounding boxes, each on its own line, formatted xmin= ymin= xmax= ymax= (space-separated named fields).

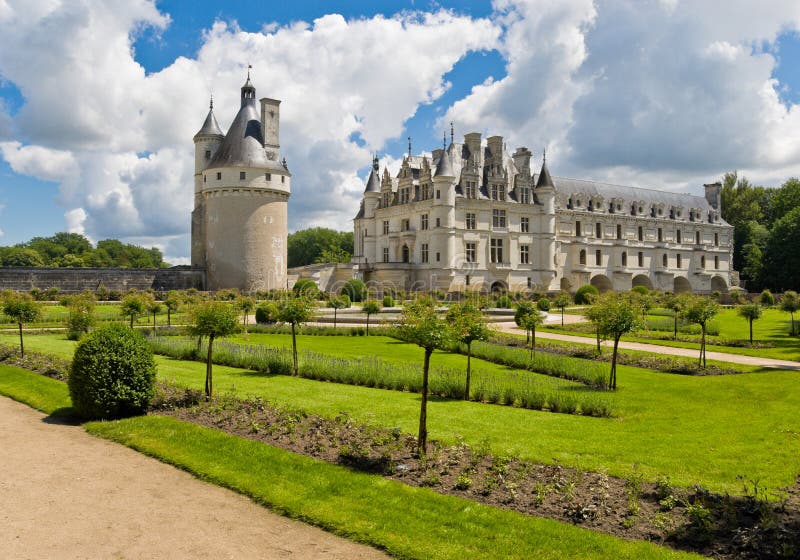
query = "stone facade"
xmin=353 ymin=133 xmax=734 ymax=295
xmin=191 ymin=76 xmax=290 ymax=292
xmin=0 ymin=267 xmax=204 ymax=294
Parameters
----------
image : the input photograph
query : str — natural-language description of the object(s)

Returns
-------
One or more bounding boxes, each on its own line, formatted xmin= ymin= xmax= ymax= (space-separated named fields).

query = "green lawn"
xmin=8 ymin=332 xmax=800 ymax=495
xmin=0 ymin=303 xmax=189 ymax=330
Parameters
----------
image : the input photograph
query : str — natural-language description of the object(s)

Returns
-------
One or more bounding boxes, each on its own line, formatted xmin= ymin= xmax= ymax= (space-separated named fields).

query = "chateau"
xmin=352 ymin=132 xmax=734 ymax=295
xmin=191 ymin=74 xmax=290 ymax=291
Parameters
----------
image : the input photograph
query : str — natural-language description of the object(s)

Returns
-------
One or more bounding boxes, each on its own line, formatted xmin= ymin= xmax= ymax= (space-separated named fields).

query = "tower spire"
xmin=209 ymin=95 xmax=214 ymax=110
xmin=408 ymin=136 xmax=412 ymax=157
xmin=443 ymin=131 xmax=447 ymax=150
xmin=450 ymin=122 xmax=454 ymax=145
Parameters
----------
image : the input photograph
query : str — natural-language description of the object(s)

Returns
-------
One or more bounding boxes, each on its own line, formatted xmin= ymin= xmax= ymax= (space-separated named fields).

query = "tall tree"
xmin=187 ymin=301 xmax=240 ymax=398
xmin=447 ymin=301 xmax=490 ymax=400
xmin=2 ymin=292 xmax=42 ymax=357
xmin=276 ymin=296 xmax=315 ymax=375
xmin=586 ymin=293 xmax=643 ymax=390
xmin=287 ymin=228 xmax=353 ymax=267
xmin=763 ymin=207 xmax=800 ymax=292
xmin=682 ymin=296 xmax=719 ymax=368
xmin=398 ymin=297 xmax=452 ymax=456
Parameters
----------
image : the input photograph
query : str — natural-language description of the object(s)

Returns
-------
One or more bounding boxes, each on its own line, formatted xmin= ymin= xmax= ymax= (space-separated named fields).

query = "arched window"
xmin=579 ymin=249 xmax=586 ymax=265
xmin=621 ymin=251 xmax=627 ymax=266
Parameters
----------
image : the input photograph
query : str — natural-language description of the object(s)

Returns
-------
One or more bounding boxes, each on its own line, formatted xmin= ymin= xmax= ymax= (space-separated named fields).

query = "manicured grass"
xmin=0 ymin=360 xmax=697 ymax=559
xmin=10 ymin=332 xmax=800 ymax=494
xmin=86 ymin=415 xmax=697 ymax=560
xmin=0 ymin=303 xmax=189 ymax=329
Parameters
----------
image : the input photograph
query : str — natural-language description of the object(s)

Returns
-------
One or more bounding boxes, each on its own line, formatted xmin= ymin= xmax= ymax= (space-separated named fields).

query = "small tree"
xmin=682 ymin=296 xmax=719 ymax=368
xmin=398 ymin=297 xmax=452 ymax=456
xmin=362 ymin=299 xmax=381 ymax=334
xmin=514 ymin=301 xmax=537 ymax=346
xmin=587 ymin=293 xmax=643 ymax=389
xmin=238 ymin=296 xmax=256 ymax=334
xmin=2 ymin=292 xmax=42 ymax=357
xmin=781 ymin=291 xmax=800 ymax=335
xmin=738 ymin=302 xmax=762 ymax=345
xmin=519 ymin=309 xmax=545 ymax=358
xmin=120 ymin=291 xmax=148 ymax=328
xmin=164 ymin=290 xmax=182 ymax=326
xmin=66 ymin=292 xmax=96 ymax=340
xmin=446 ymin=302 xmax=490 ymax=400
xmin=552 ymin=292 xmax=571 ymax=326
xmin=147 ymin=299 xmax=163 ymax=328
xmin=187 ymin=300 xmax=240 ymax=397
xmin=330 ymin=294 xmax=350 ymax=328
xmin=664 ymin=293 xmax=690 ymax=340
xmin=760 ymin=289 xmax=775 ymax=306
xmin=276 ymin=296 xmax=315 ymax=375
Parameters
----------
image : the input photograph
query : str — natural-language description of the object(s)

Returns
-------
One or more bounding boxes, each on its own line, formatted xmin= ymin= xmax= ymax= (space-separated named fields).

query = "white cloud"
xmin=0 ymin=141 xmax=79 ymax=182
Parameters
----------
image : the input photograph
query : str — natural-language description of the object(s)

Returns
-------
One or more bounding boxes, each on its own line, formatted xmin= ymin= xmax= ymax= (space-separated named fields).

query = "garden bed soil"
xmin=155 ymin=385 xmax=800 ymax=560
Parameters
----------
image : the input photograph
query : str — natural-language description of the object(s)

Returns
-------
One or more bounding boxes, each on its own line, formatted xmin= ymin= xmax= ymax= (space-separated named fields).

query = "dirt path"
xmin=0 ymin=396 xmax=388 ymax=560
xmin=492 ymin=321 xmax=800 ymax=370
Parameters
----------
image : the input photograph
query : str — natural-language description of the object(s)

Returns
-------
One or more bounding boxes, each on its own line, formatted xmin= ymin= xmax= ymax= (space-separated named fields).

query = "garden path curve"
xmin=0 ymin=396 xmax=387 ymax=560
xmin=492 ymin=322 xmax=800 ymax=371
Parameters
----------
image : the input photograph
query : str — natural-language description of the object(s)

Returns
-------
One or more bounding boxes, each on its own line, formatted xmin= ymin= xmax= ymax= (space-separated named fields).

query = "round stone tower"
xmin=191 ymin=73 xmax=291 ymax=292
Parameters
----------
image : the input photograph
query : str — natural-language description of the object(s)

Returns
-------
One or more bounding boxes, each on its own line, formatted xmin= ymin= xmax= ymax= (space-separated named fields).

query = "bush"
xmin=495 ymin=294 xmax=513 ymax=308
xmin=341 ymin=278 xmax=367 ymax=302
xmin=759 ymin=289 xmax=775 ymax=306
xmin=382 ymin=294 xmax=395 ymax=307
xmin=631 ymin=285 xmax=649 ymax=295
xmin=574 ymin=285 xmax=599 ymax=305
xmin=255 ymin=302 xmax=278 ymax=324
xmin=68 ymin=324 xmax=157 ymax=419
xmin=537 ymin=297 xmax=551 ymax=311
xmin=293 ymin=278 xmax=319 ymax=298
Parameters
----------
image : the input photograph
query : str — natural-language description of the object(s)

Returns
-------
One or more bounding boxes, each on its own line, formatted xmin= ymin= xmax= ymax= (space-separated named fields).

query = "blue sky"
xmin=0 ymin=0 xmax=799 ymax=263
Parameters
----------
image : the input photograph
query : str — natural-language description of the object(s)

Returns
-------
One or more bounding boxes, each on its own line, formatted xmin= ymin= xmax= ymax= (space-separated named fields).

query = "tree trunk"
xmin=167 ymin=309 xmax=171 ymax=327
xmin=291 ymin=322 xmax=299 ymax=375
xmin=130 ymin=315 xmax=134 ymax=329
xmin=701 ymin=324 xmax=707 ymax=368
xmin=333 ymin=308 xmax=337 ymax=329
xmin=673 ymin=313 xmax=678 ymax=340
xmin=749 ymin=319 xmax=753 ymax=344
xmin=18 ymin=322 xmax=24 ymax=358
xmin=532 ymin=325 xmax=537 ymax=357
xmin=561 ymin=308 xmax=565 ymax=326
xmin=366 ymin=314 xmax=370 ymax=335
xmin=205 ymin=334 xmax=215 ymax=398
xmin=596 ymin=328 xmax=601 ymax=354
xmin=418 ymin=348 xmax=432 ymax=457
xmin=465 ymin=342 xmax=472 ymax=400
xmin=610 ymin=335 xmax=620 ymax=390
xmin=153 ymin=312 xmax=157 ymax=328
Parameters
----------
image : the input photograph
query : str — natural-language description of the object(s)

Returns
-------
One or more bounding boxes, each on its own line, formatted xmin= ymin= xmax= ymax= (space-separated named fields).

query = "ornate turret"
xmin=535 ymin=149 xmax=555 ymax=190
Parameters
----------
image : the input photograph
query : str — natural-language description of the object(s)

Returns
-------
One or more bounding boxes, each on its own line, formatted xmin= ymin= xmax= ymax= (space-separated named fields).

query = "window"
xmin=281 ymin=175 xmax=285 ymax=184
xmin=520 ymin=245 xmax=530 ymax=264
xmin=465 ymin=274 xmax=471 ymax=286
xmin=596 ymin=223 xmax=602 ymax=238
xmin=677 ymin=254 xmax=682 ymax=268
xmin=240 ymin=171 xmax=246 ymax=180
xmin=203 ymin=175 xmax=206 ymax=183
xmin=401 ymin=219 xmax=410 ymax=231
xmin=382 ymin=248 xmax=389 ymax=263
xmin=696 ymin=231 xmax=701 ymax=244
xmin=621 ymin=251 xmax=627 ymax=266
xmin=435 ymin=218 xmax=440 ymax=227
xmin=265 ymin=173 xmax=271 ymax=181
xmin=490 ymin=184 xmax=506 ymax=201
xmin=521 ymin=217 xmax=530 ymax=233
xmin=465 ymin=181 xmax=477 ymax=199
xmin=205 ymin=150 xmax=211 ymax=160
xmin=466 ymin=212 xmax=476 ymax=230
xmin=595 ymin=250 xmax=602 ymax=266
xmin=617 ymin=224 xmax=623 ymax=240
xmin=382 ymin=193 xmax=390 ymax=207
xmin=662 ymin=254 xmax=668 ymax=267
xmin=402 ymin=245 xmax=410 ymax=263
xmin=492 ymin=209 xmax=507 ymax=229
xmin=676 ymin=229 xmax=682 ymax=244
xmin=436 ymin=252 xmax=440 ymax=262
xmin=638 ymin=251 xmax=644 ymax=267
xmin=579 ymin=249 xmax=586 ymax=265
xmin=527 ymin=277 xmax=532 ymax=289
xmin=714 ymin=232 xmax=719 ymax=246
xmin=421 ymin=243 xmax=429 ymax=263
xmin=436 ymin=189 xmax=441 ymax=199
xmin=490 ymin=239 xmax=504 ymax=263
xmin=399 ymin=187 xmax=411 ymax=204
xmin=638 ymin=226 xmax=643 ymax=241
xmin=520 ymin=188 xmax=530 ymax=204
xmin=701 ymin=255 xmax=706 ymax=268
xmin=421 ymin=214 xmax=429 ymax=230
xmin=465 ymin=242 xmax=476 ymax=263
xmin=714 ymin=255 xmax=719 ymax=269
xmin=576 ymin=221 xmax=582 ymax=236
xmin=382 ymin=220 xmax=389 ymax=235
xmin=216 ymin=172 xmax=221 ymax=180
xmin=658 ymin=228 xmax=663 ymax=242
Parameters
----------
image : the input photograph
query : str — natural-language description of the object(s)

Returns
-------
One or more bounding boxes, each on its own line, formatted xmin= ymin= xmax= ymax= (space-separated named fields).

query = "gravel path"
xmin=0 ymin=396 xmax=387 ymax=560
xmin=492 ymin=321 xmax=800 ymax=370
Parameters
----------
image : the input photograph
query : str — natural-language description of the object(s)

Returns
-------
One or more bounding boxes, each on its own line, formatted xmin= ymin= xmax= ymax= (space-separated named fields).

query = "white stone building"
xmin=191 ymin=74 xmax=290 ymax=291
xmin=352 ymin=132 xmax=734 ymax=295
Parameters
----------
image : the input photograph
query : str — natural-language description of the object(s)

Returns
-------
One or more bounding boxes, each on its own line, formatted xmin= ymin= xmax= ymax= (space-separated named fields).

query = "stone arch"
xmin=590 ymin=274 xmax=613 ymax=293
xmin=490 ymin=280 xmax=507 ymax=294
xmin=632 ymin=274 xmax=654 ymax=290
xmin=560 ymin=277 xmax=572 ymax=292
xmin=674 ymin=276 xmax=691 ymax=294
xmin=710 ymin=275 xmax=728 ymax=294
xmin=401 ymin=244 xmax=410 ymax=263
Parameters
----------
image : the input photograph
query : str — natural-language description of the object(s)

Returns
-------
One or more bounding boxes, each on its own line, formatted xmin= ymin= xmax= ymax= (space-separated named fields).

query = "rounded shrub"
xmin=293 ymin=278 xmax=319 ymax=299
xmin=255 ymin=302 xmax=278 ymax=324
xmin=574 ymin=284 xmax=599 ymax=305
xmin=382 ymin=294 xmax=395 ymax=307
xmin=537 ymin=297 xmax=551 ymax=311
xmin=495 ymin=294 xmax=513 ymax=308
xmin=759 ymin=289 xmax=775 ymax=306
xmin=630 ymin=285 xmax=650 ymax=296
xmin=341 ymin=278 xmax=367 ymax=302
xmin=68 ymin=324 xmax=156 ymax=420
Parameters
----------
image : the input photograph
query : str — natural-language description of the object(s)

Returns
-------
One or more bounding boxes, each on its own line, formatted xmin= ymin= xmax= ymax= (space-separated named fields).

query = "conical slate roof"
xmin=434 ymin=150 xmax=455 ymax=178
xmin=207 ymin=99 xmax=282 ymax=170
xmin=536 ymin=158 xmax=554 ymax=189
xmin=194 ymin=107 xmax=223 ymax=139
xmin=364 ymin=157 xmax=381 ymax=193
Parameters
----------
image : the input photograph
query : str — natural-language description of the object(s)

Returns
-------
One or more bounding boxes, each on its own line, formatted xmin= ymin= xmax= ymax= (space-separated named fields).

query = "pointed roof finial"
xmin=209 ymin=95 xmax=214 ymax=110
xmin=247 ymin=63 xmax=252 ymax=79
xmin=408 ymin=136 xmax=412 ymax=157
xmin=443 ymin=131 xmax=447 ymax=150
xmin=450 ymin=122 xmax=454 ymax=145
xmin=543 ymin=147 xmax=547 ymax=165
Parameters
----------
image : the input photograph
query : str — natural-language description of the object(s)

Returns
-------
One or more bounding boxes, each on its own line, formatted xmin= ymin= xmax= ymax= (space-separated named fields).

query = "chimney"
xmin=260 ymin=98 xmax=281 ymax=151
xmin=703 ymin=181 xmax=721 ymax=210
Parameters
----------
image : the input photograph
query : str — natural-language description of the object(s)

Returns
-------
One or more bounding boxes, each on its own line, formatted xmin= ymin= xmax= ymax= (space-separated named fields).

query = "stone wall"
xmin=0 ymin=267 xmax=206 ymax=294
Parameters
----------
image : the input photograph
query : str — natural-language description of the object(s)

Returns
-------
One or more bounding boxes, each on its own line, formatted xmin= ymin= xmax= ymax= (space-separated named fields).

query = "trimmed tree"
xmin=187 ymin=300 xmax=240 ymax=398
xmin=276 ymin=296 xmax=315 ymax=375
xmin=514 ymin=301 xmax=537 ymax=346
xmin=398 ymin=297 xmax=452 ymax=456
xmin=330 ymin=294 xmax=350 ymax=328
xmin=164 ymin=290 xmax=182 ymax=326
xmin=362 ymin=299 xmax=381 ymax=335
xmin=519 ymin=309 xmax=545 ymax=358
xmin=120 ymin=291 xmax=148 ymax=328
xmin=147 ymin=299 xmax=163 ymax=328
xmin=682 ymin=296 xmax=719 ymax=368
xmin=552 ymin=292 xmax=571 ymax=326
xmin=66 ymin=292 xmax=96 ymax=340
xmin=2 ymin=292 xmax=41 ymax=357
xmin=664 ymin=293 xmax=690 ymax=340
xmin=238 ymin=296 xmax=256 ymax=334
xmin=781 ymin=291 xmax=800 ymax=335
xmin=587 ymin=292 xmax=644 ymax=390
xmin=446 ymin=301 xmax=490 ymax=400
xmin=738 ymin=302 xmax=762 ymax=344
